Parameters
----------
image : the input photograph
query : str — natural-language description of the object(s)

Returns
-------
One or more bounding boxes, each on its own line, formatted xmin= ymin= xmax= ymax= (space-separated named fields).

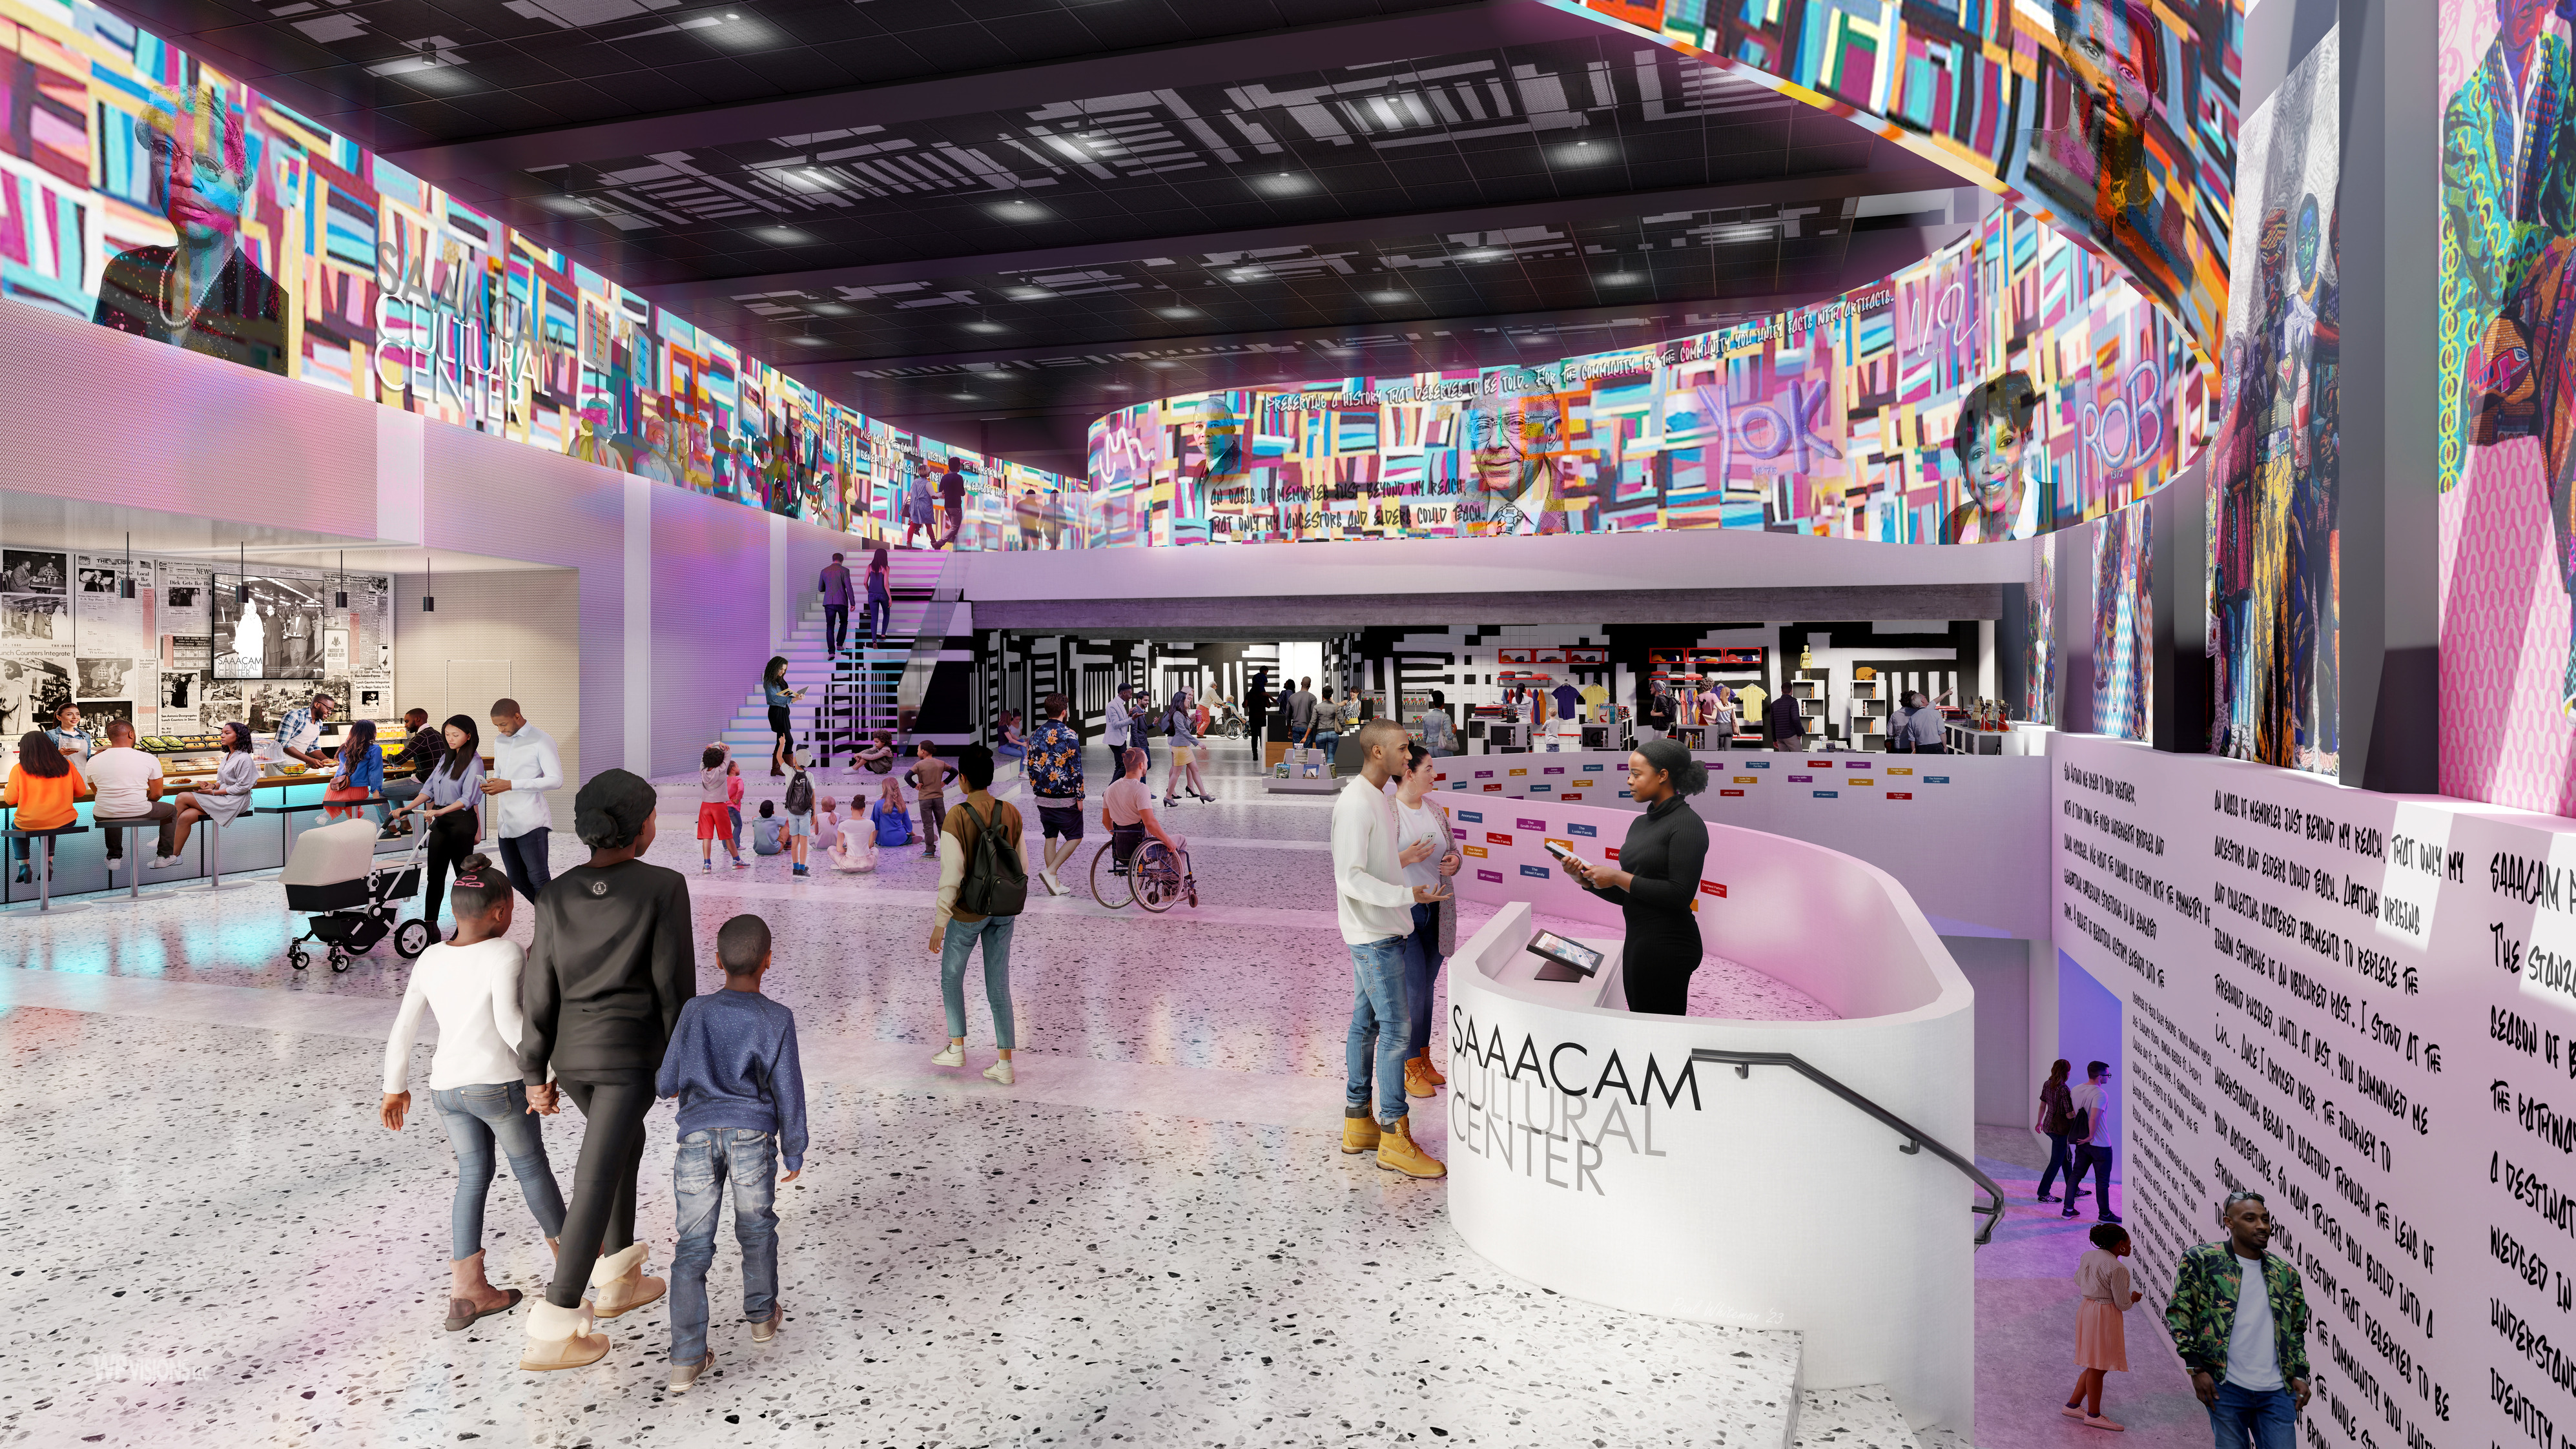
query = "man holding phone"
xmin=1332 ymin=717 xmax=1449 ymax=1178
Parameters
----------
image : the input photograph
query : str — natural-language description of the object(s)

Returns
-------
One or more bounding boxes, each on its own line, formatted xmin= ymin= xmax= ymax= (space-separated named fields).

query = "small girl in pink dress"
xmin=2066 ymin=1222 xmax=2140 ymax=1430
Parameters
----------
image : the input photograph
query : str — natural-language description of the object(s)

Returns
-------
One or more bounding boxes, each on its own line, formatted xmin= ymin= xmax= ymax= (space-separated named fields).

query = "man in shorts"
xmin=1025 ymin=692 xmax=1086 ymax=896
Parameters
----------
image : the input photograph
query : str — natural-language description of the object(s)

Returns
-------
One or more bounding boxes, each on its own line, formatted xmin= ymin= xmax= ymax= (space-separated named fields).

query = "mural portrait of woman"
xmin=1944 ymin=373 xmax=2042 ymax=544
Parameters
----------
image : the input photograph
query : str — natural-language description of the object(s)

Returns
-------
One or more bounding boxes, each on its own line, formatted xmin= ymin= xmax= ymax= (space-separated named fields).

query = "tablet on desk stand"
xmin=1525 ymin=929 xmax=1604 ymax=983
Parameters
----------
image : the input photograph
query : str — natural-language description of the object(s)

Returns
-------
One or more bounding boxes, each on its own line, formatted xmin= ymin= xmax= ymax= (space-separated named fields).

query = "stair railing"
xmin=1690 ymin=1047 xmax=2006 ymax=1247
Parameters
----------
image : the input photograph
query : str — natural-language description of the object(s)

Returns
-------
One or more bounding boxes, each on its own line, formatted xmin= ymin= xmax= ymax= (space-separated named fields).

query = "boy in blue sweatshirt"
xmin=656 ymin=914 xmax=809 ymax=1392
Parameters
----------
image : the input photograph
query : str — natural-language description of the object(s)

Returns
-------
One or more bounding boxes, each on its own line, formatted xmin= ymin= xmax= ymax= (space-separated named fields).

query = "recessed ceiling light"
xmin=1461 ymin=249 xmax=1503 ymax=262
xmin=964 ymin=321 xmax=1005 ymax=333
xmin=1157 ymin=306 xmax=1198 ymax=320
xmin=951 ymin=393 xmax=982 ymax=401
xmin=990 ymin=199 xmax=1046 ymax=221
xmin=1367 ymin=291 xmax=1410 ymax=304
xmin=809 ymin=302 xmax=852 ymax=316
xmin=789 ymin=334 xmax=827 ymax=346
xmin=757 ymin=226 xmax=811 ymax=245
xmin=1598 ymin=271 xmax=1642 ymax=285
xmin=1146 ymin=360 xmax=1177 ymax=368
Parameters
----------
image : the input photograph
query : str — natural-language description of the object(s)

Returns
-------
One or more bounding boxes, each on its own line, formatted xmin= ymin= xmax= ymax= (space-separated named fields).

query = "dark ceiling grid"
xmin=92 ymin=0 xmax=1973 ymax=474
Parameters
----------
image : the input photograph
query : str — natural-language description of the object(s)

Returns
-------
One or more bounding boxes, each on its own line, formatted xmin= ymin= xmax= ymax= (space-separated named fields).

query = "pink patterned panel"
xmin=2439 ymin=440 xmax=2576 ymax=815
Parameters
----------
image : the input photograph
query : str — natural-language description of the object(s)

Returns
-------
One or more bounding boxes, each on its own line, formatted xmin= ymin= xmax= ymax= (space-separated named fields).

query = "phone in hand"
xmin=1543 ymin=840 xmax=1590 ymax=873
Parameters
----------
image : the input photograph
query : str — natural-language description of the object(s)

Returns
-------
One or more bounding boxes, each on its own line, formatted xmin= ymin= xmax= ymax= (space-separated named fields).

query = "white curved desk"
xmin=1434 ymin=790 xmax=1977 ymax=1432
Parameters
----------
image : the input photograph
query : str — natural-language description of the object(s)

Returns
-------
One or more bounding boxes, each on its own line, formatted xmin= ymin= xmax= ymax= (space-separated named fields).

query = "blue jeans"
xmin=2207 ymin=1381 xmax=2297 ymax=1449
xmin=1345 ymin=934 xmax=1411 ymax=1124
xmin=823 ymin=604 xmax=848 ymax=655
xmin=1311 ymin=732 xmax=1340 ymax=762
xmin=429 ymin=1082 xmax=566 ymax=1261
xmin=1402 ymin=901 xmax=1443 ymax=1058
xmin=863 ymin=594 xmax=890 ymax=641
xmin=940 ymin=914 xmax=1018 ymax=1048
xmin=670 ymin=1128 xmax=779 ymax=1366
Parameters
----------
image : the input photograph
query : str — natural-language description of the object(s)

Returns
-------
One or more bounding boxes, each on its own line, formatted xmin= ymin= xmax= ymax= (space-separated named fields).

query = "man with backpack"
xmin=927 ymin=744 xmax=1029 ymax=1086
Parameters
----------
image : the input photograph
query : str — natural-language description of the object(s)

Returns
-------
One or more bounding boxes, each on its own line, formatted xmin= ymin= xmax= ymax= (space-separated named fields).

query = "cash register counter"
xmin=1434 ymin=788 xmax=1976 ymax=1431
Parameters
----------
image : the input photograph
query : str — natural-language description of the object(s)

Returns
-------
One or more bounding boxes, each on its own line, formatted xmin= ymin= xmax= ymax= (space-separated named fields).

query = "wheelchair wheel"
xmin=1089 ymin=841 xmax=1134 ymax=909
xmin=1133 ymin=843 xmax=1183 ymax=913
xmin=393 ymin=919 xmax=434 ymax=960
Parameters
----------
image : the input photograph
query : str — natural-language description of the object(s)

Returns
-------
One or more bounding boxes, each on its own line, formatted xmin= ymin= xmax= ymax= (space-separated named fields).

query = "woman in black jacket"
xmin=517 ymin=768 xmax=697 ymax=1370
xmin=1560 ymin=737 xmax=1710 ymax=1015
xmin=1244 ymin=669 xmax=1270 ymax=750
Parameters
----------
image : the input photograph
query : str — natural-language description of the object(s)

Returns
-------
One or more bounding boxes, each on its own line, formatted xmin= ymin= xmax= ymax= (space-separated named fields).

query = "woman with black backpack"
xmin=927 ymin=744 xmax=1029 ymax=1086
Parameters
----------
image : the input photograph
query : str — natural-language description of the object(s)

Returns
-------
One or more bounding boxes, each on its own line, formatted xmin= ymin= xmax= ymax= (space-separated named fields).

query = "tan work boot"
xmin=520 ymin=1299 xmax=610 ymax=1372
xmin=1340 ymin=1105 xmax=1381 ymax=1155
xmin=590 ymin=1241 xmax=666 ymax=1319
xmin=1420 ymin=1055 xmax=1447 ymax=1087
xmin=1374 ymin=1115 xmax=1446 ymax=1178
xmin=1403 ymin=1055 xmax=1437 ymax=1098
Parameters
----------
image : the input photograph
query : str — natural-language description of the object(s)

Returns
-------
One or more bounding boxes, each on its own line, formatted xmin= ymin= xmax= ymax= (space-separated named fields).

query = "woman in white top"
xmin=167 ymin=721 xmax=260 ymax=859
xmin=379 ymin=855 xmax=567 ymax=1331
xmin=1161 ymin=689 xmax=1211 ymax=806
xmin=1707 ymin=686 xmax=1737 ymax=746
xmin=1391 ymin=743 xmax=1463 ymax=1098
xmin=2066 ymin=1221 xmax=2141 ymax=1428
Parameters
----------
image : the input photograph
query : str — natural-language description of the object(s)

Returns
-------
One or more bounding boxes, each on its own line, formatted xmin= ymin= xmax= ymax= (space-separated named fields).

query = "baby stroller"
xmin=283 ymin=817 xmax=433 ymax=971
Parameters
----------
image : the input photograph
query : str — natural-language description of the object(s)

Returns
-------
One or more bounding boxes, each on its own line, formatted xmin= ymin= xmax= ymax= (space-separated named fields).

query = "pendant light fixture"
xmin=335 ymin=550 xmax=348 ymax=610
xmin=235 ymin=542 xmax=248 ymax=604
xmin=421 ymin=555 xmax=435 ymax=613
xmin=119 ymin=532 xmax=135 ymax=599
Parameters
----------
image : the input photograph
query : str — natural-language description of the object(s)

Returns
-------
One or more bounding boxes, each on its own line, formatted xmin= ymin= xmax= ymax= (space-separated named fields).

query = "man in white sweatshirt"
xmin=1332 ymin=717 xmax=1449 ymax=1178
xmin=482 ymin=697 xmax=564 ymax=903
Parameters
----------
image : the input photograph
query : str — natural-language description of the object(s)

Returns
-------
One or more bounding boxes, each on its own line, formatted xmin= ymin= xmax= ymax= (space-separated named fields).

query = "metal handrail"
xmin=1691 ymin=1047 xmax=2006 ymax=1247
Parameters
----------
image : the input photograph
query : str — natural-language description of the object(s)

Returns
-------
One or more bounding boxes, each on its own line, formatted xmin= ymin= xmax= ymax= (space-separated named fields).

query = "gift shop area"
xmin=0 ymin=1 xmax=2553 ymax=1448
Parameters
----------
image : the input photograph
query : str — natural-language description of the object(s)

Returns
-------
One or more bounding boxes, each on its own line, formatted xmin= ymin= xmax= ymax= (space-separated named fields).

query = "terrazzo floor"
xmin=0 ymin=743 xmax=1856 ymax=1447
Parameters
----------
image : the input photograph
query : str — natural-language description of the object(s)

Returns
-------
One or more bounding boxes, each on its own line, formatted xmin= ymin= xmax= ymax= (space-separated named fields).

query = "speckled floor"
xmin=0 ymin=743 xmax=1852 ymax=1447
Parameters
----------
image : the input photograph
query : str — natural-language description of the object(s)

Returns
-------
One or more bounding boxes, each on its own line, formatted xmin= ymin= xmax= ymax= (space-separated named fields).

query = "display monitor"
xmin=1526 ymin=929 xmax=1603 ymax=982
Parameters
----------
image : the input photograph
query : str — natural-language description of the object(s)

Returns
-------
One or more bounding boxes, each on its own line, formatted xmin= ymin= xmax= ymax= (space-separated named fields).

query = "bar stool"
xmin=172 ymin=811 xmax=247 ymax=892
xmin=92 ymin=817 xmax=184 ymax=905
xmin=0 ymin=823 xmax=91 ymax=915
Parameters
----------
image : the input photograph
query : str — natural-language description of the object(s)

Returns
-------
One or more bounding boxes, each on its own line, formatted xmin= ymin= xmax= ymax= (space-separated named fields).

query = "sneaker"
xmin=12 ymin=865 xmax=27 ymax=886
xmin=1039 ymin=868 xmax=1064 ymax=896
xmin=984 ymin=1059 xmax=1015 ymax=1086
xmin=149 ymin=854 xmax=182 ymax=870
xmin=701 ymin=860 xmax=712 ymax=874
xmin=751 ymin=1304 xmax=783 ymax=1344
xmin=2061 ymin=1206 xmax=2081 ymax=1218
xmin=2097 ymin=1211 xmax=2124 ymax=1224
xmin=667 ymin=1352 xmax=713 ymax=1393
xmin=931 ymin=1043 xmax=964 ymax=1068
xmin=792 ymin=864 xmax=808 ymax=877
xmin=732 ymin=854 xmax=750 ymax=869
xmin=2037 ymin=1192 xmax=2059 ymax=1203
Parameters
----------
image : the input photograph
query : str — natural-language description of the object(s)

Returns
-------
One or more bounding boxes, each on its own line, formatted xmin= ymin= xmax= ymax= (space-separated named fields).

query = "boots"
xmin=520 ymin=1299 xmax=610 ymax=1372
xmin=1374 ymin=1115 xmax=1446 ymax=1178
xmin=1403 ymin=1056 xmax=1438 ymax=1098
xmin=1339 ymin=1105 xmax=1381 ymax=1155
xmin=1419 ymin=1055 xmax=1446 ymax=1087
xmin=589 ymin=1241 xmax=666 ymax=1319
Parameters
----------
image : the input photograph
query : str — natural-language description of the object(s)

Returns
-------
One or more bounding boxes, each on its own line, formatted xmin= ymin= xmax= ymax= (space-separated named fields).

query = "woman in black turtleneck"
xmin=1559 ymin=736 xmax=1710 ymax=1015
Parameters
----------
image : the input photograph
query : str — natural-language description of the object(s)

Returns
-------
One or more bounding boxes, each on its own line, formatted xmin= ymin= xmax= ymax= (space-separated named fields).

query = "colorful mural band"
xmin=0 ymin=0 xmax=1067 ymax=546
xmin=2209 ymin=28 xmax=2340 ymax=776
xmin=2436 ymin=0 xmax=2576 ymax=814
xmin=1561 ymin=0 xmax=2243 ymax=357
xmin=1085 ymin=211 xmax=2211 ymax=546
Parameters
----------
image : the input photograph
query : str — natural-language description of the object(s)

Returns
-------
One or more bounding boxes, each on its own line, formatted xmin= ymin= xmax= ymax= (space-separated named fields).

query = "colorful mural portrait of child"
xmin=90 ymin=80 xmax=290 ymax=377
xmin=1944 ymin=372 xmax=2041 ymax=544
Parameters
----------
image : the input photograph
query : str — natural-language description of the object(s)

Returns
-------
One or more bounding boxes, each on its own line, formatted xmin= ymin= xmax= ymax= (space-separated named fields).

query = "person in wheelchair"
xmin=1102 ymin=746 xmax=1186 ymax=876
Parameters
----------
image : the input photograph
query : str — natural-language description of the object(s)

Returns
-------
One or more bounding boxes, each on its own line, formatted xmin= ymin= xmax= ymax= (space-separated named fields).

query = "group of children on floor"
xmin=382 ymin=855 xmax=807 ymax=1392
xmin=693 ymin=736 xmax=1014 ymax=876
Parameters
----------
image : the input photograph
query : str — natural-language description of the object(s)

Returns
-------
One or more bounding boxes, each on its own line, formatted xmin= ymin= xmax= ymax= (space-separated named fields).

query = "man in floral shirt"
xmin=1025 ymin=692 xmax=1086 ymax=896
xmin=2166 ymin=1189 xmax=2309 ymax=1449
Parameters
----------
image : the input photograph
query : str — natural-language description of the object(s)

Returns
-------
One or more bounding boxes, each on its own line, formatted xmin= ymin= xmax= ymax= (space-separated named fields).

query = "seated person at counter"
xmin=270 ymin=692 xmax=338 ymax=770
xmin=169 ymin=721 xmax=260 ymax=860
xmin=379 ymin=708 xmax=443 ymax=833
xmin=1554 ymin=737 xmax=1711 ymax=1016
xmin=88 ymin=720 xmax=178 ymax=869
xmin=5 ymin=728 xmax=85 ymax=884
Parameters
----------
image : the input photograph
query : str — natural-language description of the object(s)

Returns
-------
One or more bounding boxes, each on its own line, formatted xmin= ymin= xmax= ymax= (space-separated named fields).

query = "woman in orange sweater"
xmin=6 ymin=730 xmax=87 ymax=885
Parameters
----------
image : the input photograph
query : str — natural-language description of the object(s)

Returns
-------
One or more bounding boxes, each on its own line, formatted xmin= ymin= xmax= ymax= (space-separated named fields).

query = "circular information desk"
xmin=1432 ymin=788 xmax=1979 ymax=1431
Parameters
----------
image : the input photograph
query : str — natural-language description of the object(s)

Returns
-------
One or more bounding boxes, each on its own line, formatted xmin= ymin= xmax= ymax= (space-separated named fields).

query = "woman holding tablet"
xmin=1554 ymin=736 xmax=1710 ymax=1014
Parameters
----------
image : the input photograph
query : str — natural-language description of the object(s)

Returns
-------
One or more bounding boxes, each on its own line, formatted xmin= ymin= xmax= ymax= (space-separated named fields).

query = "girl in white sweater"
xmin=380 ymin=856 xmax=566 ymax=1330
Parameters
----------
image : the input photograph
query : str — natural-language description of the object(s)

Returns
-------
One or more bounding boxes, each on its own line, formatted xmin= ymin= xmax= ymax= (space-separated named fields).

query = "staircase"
xmin=719 ymin=550 xmax=948 ymax=761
